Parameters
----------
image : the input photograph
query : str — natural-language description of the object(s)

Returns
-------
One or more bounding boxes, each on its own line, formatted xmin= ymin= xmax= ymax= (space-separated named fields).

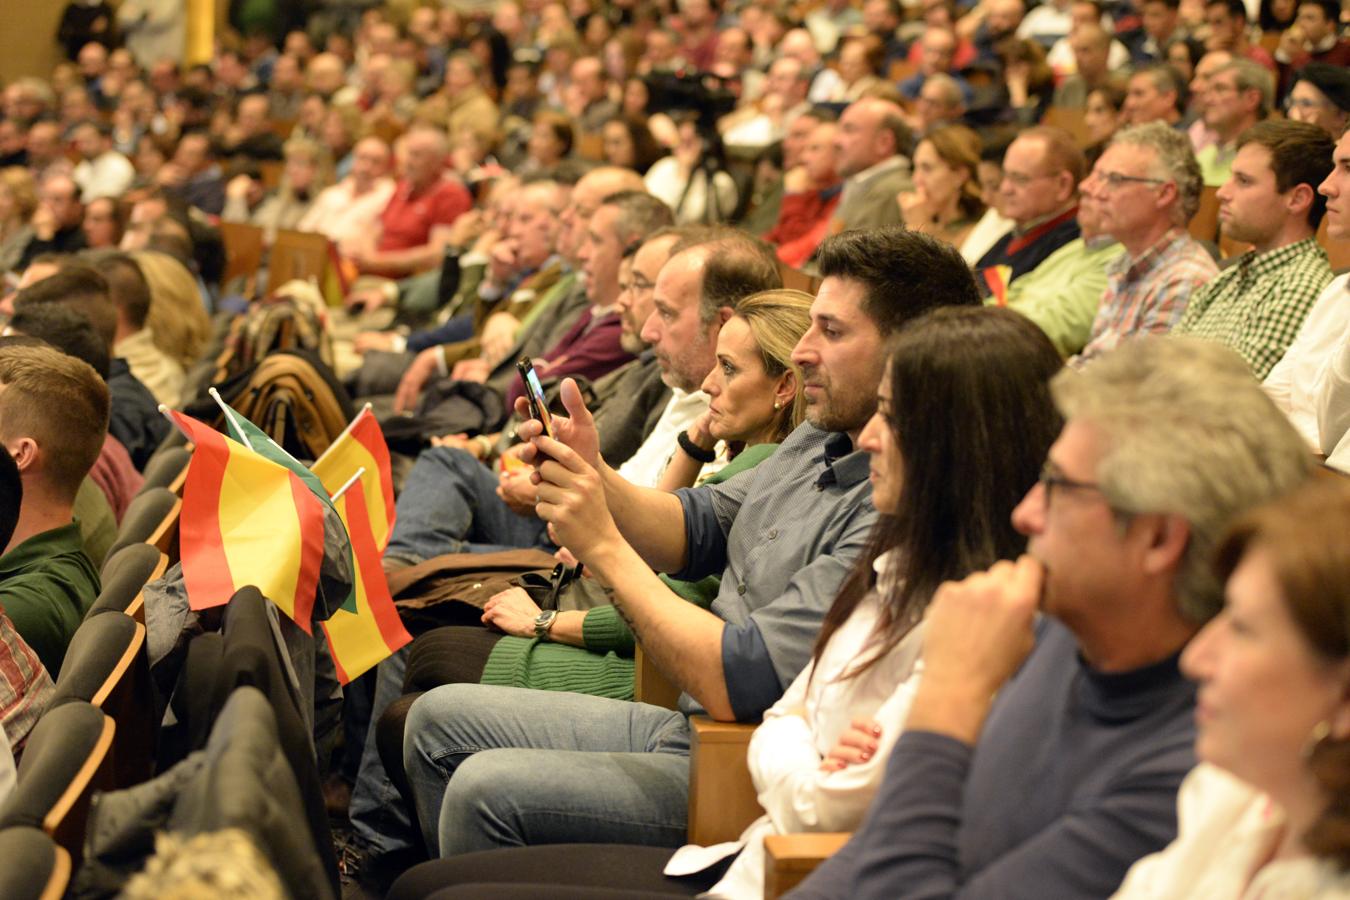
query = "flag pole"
xmin=207 ymin=387 xmax=253 ymax=450
xmin=158 ymin=405 xmax=194 ymax=443
xmin=313 ymin=403 xmax=373 ymax=469
xmin=330 ymin=466 xmax=367 ymax=502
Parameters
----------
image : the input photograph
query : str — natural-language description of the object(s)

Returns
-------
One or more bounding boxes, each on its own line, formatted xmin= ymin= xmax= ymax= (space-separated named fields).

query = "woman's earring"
xmin=773 ymin=400 xmax=782 ymax=410
xmin=1303 ymin=720 xmax=1333 ymax=760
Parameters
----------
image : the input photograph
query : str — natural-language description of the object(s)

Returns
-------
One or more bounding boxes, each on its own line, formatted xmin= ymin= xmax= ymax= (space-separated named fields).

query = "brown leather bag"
xmin=387 ymin=549 xmax=559 ymax=635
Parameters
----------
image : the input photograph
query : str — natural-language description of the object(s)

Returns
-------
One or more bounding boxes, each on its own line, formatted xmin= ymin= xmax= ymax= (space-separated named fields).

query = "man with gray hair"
xmin=792 ymin=336 xmax=1313 ymax=898
xmin=1121 ymin=62 xmax=1187 ymax=127
xmin=1073 ymin=122 xmax=1217 ymax=365
xmin=1195 ymin=58 xmax=1273 ymax=186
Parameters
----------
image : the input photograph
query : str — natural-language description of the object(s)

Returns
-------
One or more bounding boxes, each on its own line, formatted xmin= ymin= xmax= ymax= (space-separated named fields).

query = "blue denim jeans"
xmin=349 ymin=648 xmax=417 ymax=854
xmin=385 ymin=446 xmax=551 ymax=566
xmin=403 ymin=683 xmax=691 ymax=857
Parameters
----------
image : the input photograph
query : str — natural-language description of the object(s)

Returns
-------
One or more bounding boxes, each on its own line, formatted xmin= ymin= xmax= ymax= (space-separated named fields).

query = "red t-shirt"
xmin=377 ymin=176 xmax=472 ymax=252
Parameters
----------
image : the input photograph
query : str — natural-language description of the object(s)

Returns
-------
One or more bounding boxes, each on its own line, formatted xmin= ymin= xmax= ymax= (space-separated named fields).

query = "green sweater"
xmin=0 ymin=522 xmax=101 ymax=677
xmin=994 ymin=236 xmax=1123 ymax=357
xmin=479 ymin=443 xmax=778 ymax=699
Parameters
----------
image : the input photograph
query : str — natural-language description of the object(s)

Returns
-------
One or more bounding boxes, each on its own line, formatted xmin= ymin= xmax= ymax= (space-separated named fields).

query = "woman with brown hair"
xmin=1114 ymin=476 xmax=1350 ymax=898
xmin=898 ymin=125 xmax=1006 ymax=265
xmin=0 ymin=168 xmax=37 ymax=275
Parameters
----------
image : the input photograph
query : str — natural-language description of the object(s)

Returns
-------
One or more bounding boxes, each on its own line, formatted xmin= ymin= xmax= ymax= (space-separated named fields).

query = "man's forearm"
xmin=587 ymin=539 xmax=733 ymax=719
xmin=599 ymin=463 xmax=690 ymax=572
xmin=359 ymin=243 xmax=441 ymax=277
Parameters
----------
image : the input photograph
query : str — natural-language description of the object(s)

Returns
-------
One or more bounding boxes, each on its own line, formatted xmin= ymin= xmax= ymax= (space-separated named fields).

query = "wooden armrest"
xmin=687 ymin=715 xmax=762 ymax=846
xmin=633 ymin=643 xmax=682 ymax=710
xmin=763 ymin=832 xmax=852 ymax=899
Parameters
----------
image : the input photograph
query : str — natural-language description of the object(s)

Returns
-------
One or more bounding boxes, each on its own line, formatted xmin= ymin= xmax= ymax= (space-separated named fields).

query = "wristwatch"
xmin=534 ymin=609 xmax=558 ymax=640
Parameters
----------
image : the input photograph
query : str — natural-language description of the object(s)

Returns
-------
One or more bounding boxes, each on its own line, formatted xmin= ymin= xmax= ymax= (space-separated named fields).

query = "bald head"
xmin=836 ymin=97 xmax=911 ymax=176
xmin=560 ymin=166 xmax=648 ymax=260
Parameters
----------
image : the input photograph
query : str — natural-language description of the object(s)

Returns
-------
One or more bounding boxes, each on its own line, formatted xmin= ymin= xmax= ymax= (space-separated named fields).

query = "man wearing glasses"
xmin=1175 ymin=119 xmax=1334 ymax=381
xmin=791 ymin=336 xmax=1312 ymax=899
xmin=1074 ymin=123 xmax=1217 ymax=365
xmin=974 ymin=127 xmax=1084 ymax=298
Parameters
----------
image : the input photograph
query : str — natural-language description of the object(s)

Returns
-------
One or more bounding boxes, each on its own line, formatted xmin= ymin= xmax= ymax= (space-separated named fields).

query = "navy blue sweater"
xmin=790 ymin=617 xmax=1197 ymax=899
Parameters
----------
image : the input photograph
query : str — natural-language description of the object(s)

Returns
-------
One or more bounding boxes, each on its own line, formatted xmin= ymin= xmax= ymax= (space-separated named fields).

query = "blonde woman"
xmin=222 ymin=137 xmax=335 ymax=243
xmin=130 ymin=250 xmax=211 ymax=396
xmin=0 ymin=168 xmax=37 ymax=274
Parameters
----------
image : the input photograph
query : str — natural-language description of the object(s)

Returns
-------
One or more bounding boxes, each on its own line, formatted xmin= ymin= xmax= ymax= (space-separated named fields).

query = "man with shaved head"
xmin=831 ymin=97 xmax=914 ymax=231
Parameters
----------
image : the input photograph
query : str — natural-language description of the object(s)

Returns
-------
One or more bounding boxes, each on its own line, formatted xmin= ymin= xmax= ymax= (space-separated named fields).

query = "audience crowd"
xmin=0 ymin=0 xmax=1349 ymax=896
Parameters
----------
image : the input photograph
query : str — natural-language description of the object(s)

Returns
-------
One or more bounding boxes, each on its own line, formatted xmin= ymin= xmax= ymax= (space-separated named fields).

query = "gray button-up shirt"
xmin=674 ymin=424 xmax=876 ymax=720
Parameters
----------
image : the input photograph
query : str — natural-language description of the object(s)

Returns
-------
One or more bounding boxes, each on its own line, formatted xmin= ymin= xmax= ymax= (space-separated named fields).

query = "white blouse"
xmin=1113 ymin=763 xmax=1350 ymax=900
xmin=665 ymin=556 xmax=926 ymax=899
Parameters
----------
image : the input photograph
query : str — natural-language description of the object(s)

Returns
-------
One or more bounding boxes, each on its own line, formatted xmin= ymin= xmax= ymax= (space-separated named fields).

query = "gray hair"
xmin=600 ymin=190 xmax=675 ymax=247
xmin=1051 ymin=337 xmax=1312 ymax=623
xmin=1109 ymin=121 xmax=1203 ymax=225
xmin=923 ymin=73 xmax=966 ymax=109
xmin=1217 ymin=58 xmax=1275 ymax=118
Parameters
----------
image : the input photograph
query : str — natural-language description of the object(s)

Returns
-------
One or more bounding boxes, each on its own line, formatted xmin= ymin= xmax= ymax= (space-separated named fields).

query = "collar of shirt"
xmin=814 ymin=431 xmax=869 ymax=490
xmin=1109 ymin=226 xmax=1189 ymax=283
xmin=1232 ymin=236 xmax=1323 ymax=280
xmin=0 ymin=522 xmax=83 ymax=577
xmin=847 ymin=155 xmax=906 ymax=188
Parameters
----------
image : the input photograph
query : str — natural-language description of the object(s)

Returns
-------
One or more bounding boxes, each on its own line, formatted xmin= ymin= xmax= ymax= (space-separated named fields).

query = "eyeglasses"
xmin=1285 ymin=96 xmax=1330 ymax=112
xmin=1036 ymin=461 xmax=1108 ymax=510
xmin=1088 ymin=170 xmax=1167 ymax=191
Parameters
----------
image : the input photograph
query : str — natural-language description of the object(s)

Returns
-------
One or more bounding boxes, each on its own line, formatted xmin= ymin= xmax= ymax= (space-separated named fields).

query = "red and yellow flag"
xmin=321 ymin=479 xmax=412 ymax=683
xmin=311 ymin=405 xmax=396 ymax=551
xmin=169 ymin=410 xmax=326 ymax=630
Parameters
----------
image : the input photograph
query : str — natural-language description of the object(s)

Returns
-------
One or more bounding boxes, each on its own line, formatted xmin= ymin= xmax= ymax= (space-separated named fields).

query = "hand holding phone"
xmin=517 ymin=357 xmax=555 ymax=440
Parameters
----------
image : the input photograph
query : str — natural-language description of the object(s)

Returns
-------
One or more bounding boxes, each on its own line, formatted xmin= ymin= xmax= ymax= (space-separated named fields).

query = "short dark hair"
xmin=1298 ymin=0 xmax=1340 ymax=22
xmin=1237 ymin=119 xmax=1335 ymax=228
xmin=0 ymin=444 xmax=20 ymax=551
xmin=86 ymin=251 xmax=153 ymax=331
xmin=8 ymin=303 xmax=111 ymax=379
xmin=815 ymin=227 xmax=981 ymax=335
xmin=13 ymin=265 xmax=116 ymax=348
xmin=1206 ymin=0 xmax=1248 ymax=20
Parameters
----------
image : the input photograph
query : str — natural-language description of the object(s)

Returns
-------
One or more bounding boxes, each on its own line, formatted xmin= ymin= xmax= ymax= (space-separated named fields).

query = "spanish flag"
xmin=321 ymin=479 xmax=412 ymax=683
xmin=215 ymin=393 xmax=357 ymax=615
xmin=167 ymin=409 xmax=326 ymax=631
xmin=311 ymin=405 xmax=396 ymax=551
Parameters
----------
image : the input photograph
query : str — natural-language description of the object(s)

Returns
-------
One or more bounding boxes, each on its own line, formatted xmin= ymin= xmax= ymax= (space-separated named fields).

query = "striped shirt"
xmin=1176 ymin=237 xmax=1333 ymax=381
xmin=1074 ymin=229 xmax=1218 ymax=367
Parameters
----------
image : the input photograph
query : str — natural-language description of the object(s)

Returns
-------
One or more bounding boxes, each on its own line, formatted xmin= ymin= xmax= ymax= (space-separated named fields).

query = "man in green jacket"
xmin=0 ymin=342 xmax=105 ymax=676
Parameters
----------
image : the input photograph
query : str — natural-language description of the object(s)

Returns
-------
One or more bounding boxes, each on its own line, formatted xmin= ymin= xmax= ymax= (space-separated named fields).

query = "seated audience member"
xmin=763 ymin=120 xmax=842 ymax=268
xmin=830 ymin=97 xmax=913 ymax=233
xmin=387 ymin=305 xmax=1065 ymax=900
xmin=1176 ymin=120 xmax=1334 ymax=380
xmin=1284 ymin=63 xmax=1350 ymax=140
xmin=69 ymin=120 xmax=133 ymax=203
xmin=0 ymin=167 xmax=37 ymax=274
xmin=1075 ymin=122 xmax=1217 ymax=364
xmin=1044 ymin=0 xmax=1132 ymax=75
xmin=997 ymin=185 xmax=1124 ymax=357
xmin=1264 ymin=126 xmax=1349 ymax=451
xmin=398 ymin=228 xmax=978 ymax=859
xmin=1084 ymin=79 xmax=1128 ymax=158
xmin=222 ymin=136 xmax=333 ymax=243
xmin=785 ymin=337 xmax=1311 ymax=898
xmin=1051 ymin=23 xmax=1115 ymax=110
xmin=345 ymin=125 xmax=472 ymax=280
xmin=831 ymin=37 xmax=885 ymax=103
xmin=295 ymin=136 xmax=396 ymax=257
xmin=518 ymin=111 xmax=574 ymax=179
xmin=975 ymin=127 xmax=1084 ymax=296
xmin=416 ymin=52 xmax=501 ymax=152
xmin=904 ymin=74 xmax=969 ymax=137
xmin=1202 ymin=0 xmax=1277 ymax=72
xmin=218 ymin=93 xmax=284 ymax=163
xmin=899 ymin=125 xmax=998 ymax=265
xmin=131 ymin=249 xmax=211 ymax=376
xmin=1113 ymin=477 xmax=1350 ymax=898
xmin=719 ymin=57 xmax=812 ymax=155
xmin=0 ymin=342 xmax=106 ymax=676
xmin=644 ymin=120 xmax=740 ymax=225
xmin=1121 ymin=63 xmax=1187 ymax=127
xmin=17 ymin=173 xmax=86 ymax=270
xmin=1129 ymin=0 xmax=1186 ymax=63
xmin=779 ymin=28 xmax=845 ymax=104
xmin=1274 ymin=0 xmax=1350 ymax=78
xmin=599 ymin=116 xmax=664 ymax=176
xmin=1195 ymin=59 xmax=1273 ymax=186
xmin=0 ymin=445 xmax=54 ymax=755
xmin=389 ymin=188 xmax=659 ymax=416
xmin=1186 ymin=50 xmax=1234 ymax=156
xmin=85 ymin=251 xmax=171 ymax=467
xmin=82 ymin=195 xmax=123 ymax=250
xmin=156 ymin=130 xmax=226 ymax=216
xmin=899 ymin=28 xmax=972 ymax=105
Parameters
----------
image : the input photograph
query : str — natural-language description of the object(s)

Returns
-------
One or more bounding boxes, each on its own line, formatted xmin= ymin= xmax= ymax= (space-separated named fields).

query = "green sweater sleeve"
xmin=999 ymin=239 xmax=1123 ymax=357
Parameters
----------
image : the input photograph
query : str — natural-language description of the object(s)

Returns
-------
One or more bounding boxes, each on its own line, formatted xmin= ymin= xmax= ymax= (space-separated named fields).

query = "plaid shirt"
xmin=0 ymin=609 xmax=54 ymax=752
xmin=1176 ymin=237 xmax=1333 ymax=381
xmin=1074 ymin=228 xmax=1218 ymax=367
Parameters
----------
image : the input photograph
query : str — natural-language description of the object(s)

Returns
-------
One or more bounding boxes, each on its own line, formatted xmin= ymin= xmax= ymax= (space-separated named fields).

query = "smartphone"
xmin=516 ymin=357 xmax=555 ymax=440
